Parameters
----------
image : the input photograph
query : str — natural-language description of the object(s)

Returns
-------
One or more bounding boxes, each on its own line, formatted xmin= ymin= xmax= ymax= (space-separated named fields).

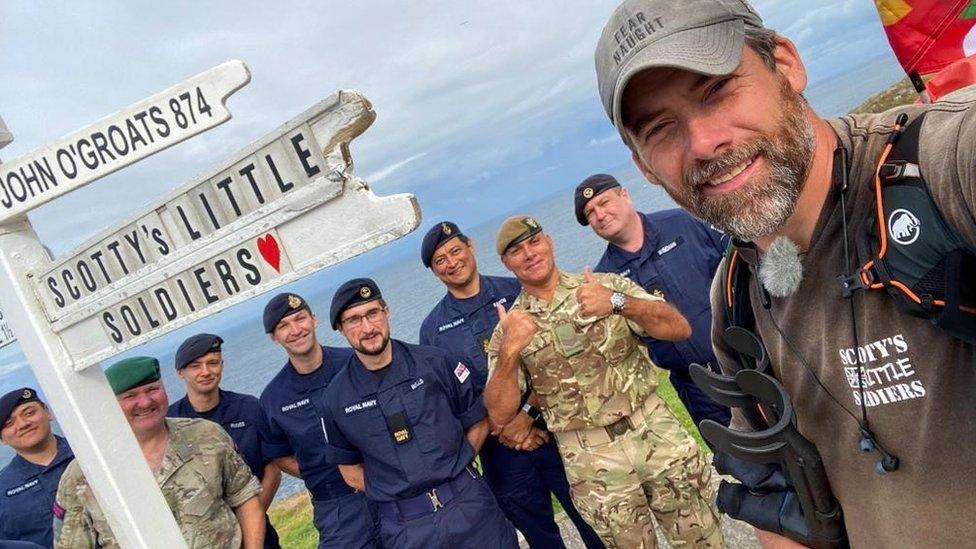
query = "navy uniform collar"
xmin=442 ymin=274 xmax=497 ymax=315
xmin=605 ymin=212 xmax=658 ymax=264
xmin=284 ymin=345 xmax=345 ymax=383
xmin=349 ymin=339 xmax=415 ymax=397
xmin=518 ymin=271 xmax=580 ymax=313
xmin=176 ymin=389 xmax=233 ymax=417
xmin=8 ymin=434 xmax=73 ymax=473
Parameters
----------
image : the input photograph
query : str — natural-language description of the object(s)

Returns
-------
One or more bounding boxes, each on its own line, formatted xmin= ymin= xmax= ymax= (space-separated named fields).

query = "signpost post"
xmin=0 ymin=61 xmax=420 ymax=547
xmin=0 ymin=116 xmax=16 ymax=350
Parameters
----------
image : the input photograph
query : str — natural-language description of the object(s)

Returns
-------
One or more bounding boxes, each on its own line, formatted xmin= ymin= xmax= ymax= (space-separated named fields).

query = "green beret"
xmin=105 ymin=356 xmax=161 ymax=395
xmin=496 ymin=215 xmax=543 ymax=255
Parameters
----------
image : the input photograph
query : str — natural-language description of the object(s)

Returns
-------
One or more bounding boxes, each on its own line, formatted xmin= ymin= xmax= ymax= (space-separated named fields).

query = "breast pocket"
xmin=400 ymin=381 xmax=453 ymax=454
xmin=1 ymin=481 xmax=47 ymax=536
xmin=522 ymin=331 xmax=583 ymax=405
xmin=578 ymin=315 xmax=634 ymax=365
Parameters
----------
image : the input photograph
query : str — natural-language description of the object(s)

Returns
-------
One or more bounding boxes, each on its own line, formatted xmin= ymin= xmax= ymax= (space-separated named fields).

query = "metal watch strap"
xmin=610 ymin=291 xmax=627 ymax=314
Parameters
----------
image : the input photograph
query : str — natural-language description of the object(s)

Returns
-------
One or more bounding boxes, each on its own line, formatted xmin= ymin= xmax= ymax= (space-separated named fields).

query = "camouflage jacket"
xmin=54 ymin=418 xmax=261 ymax=548
xmin=488 ymin=271 xmax=662 ymax=431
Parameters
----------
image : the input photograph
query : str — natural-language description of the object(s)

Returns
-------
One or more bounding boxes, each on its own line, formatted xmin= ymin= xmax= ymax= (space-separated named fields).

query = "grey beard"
xmin=758 ymin=236 xmax=803 ymax=297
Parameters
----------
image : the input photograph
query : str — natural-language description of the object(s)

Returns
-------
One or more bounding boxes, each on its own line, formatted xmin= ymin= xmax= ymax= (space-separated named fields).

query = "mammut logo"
xmin=888 ymin=209 xmax=920 ymax=245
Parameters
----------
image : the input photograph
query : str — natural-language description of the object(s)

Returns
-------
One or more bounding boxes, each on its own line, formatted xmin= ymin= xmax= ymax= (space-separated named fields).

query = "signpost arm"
xmin=0 ymin=217 xmax=187 ymax=548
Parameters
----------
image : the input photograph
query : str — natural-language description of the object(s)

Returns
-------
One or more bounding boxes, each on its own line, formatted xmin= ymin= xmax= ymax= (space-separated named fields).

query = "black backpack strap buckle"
xmin=878 ymin=160 xmax=920 ymax=182
xmin=837 ymin=268 xmax=872 ymax=298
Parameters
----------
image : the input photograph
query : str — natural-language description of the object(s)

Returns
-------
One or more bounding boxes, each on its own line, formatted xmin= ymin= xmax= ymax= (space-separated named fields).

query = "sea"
xmin=0 ymin=53 xmax=906 ymax=499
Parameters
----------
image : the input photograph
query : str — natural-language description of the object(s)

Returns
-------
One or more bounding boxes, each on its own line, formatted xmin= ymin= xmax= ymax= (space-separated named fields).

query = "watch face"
xmin=611 ymin=291 xmax=626 ymax=312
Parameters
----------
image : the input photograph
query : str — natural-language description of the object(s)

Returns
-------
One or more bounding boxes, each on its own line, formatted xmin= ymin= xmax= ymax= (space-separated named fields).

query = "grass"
xmin=267 ymin=490 xmax=318 ymax=547
xmin=268 ymin=368 xmax=704 ymax=548
xmin=849 ymin=77 xmax=918 ymax=114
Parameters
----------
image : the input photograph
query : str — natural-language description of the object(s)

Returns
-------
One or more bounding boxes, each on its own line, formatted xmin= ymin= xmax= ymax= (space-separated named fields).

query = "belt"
xmin=378 ymin=466 xmax=479 ymax=520
xmin=571 ymin=395 xmax=662 ymax=447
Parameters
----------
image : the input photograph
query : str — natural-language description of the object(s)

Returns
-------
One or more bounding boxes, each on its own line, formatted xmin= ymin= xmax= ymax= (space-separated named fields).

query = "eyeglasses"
xmin=341 ymin=307 xmax=386 ymax=329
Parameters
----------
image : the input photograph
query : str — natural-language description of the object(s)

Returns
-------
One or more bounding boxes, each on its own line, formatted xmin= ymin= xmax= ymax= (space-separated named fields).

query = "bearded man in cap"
xmin=0 ymin=388 xmax=74 ymax=547
xmin=575 ymin=174 xmax=731 ymax=432
xmin=484 ymin=215 xmax=723 ymax=548
xmin=169 ymin=333 xmax=282 ymax=548
xmin=258 ymin=292 xmax=380 ymax=548
xmin=418 ymin=221 xmax=603 ymax=548
xmin=595 ymin=0 xmax=976 ymax=547
xmin=323 ymin=277 xmax=517 ymax=548
xmin=54 ymin=356 xmax=264 ymax=548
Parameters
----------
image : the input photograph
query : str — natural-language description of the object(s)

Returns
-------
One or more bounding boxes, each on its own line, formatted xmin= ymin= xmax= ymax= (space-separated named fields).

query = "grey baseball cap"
xmin=595 ymin=0 xmax=764 ymax=131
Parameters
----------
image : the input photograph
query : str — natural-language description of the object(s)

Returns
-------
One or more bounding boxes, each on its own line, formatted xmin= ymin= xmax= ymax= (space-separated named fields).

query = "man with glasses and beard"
xmin=321 ymin=278 xmax=517 ymax=548
xmin=595 ymin=0 xmax=976 ymax=546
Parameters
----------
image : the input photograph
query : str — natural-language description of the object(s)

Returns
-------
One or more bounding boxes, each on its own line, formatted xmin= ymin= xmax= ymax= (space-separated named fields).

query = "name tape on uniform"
xmin=0 ymin=60 xmax=250 ymax=222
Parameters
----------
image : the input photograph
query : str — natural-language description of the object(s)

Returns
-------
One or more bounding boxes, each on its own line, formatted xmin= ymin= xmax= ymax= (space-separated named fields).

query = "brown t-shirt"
xmin=710 ymin=86 xmax=976 ymax=549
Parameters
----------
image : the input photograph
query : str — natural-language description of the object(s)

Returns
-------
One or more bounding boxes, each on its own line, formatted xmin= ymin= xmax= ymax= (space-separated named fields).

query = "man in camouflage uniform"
xmin=54 ymin=356 xmax=264 ymax=548
xmin=484 ymin=215 xmax=724 ymax=548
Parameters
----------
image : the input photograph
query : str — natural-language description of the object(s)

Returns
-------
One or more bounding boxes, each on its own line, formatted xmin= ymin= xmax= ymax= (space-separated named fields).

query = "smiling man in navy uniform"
xmin=259 ymin=293 xmax=380 ymax=548
xmin=418 ymin=221 xmax=603 ymax=548
xmin=0 ymin=388 xmax=74 ymax=547
xmin=577 ymin=174 xmax=732 ymax=430
xmin=168 ymin=333 xmax=282 ymax=548
xmin=323 ymin=278 xmax=517 ymax=548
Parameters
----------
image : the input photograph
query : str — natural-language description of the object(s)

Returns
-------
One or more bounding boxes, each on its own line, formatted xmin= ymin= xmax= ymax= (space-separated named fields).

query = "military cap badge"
xmin=442 ymin=223 xmax=452 ymax=235
xmin=582 ymin=187 xmax=594 ymax=199
xmin=523 ymin=217 xmax=539 ymax=230
xmin=22 ymin=389 xmax=32 ymax=399
xmin=360 ymin=286 xmax=372 ymax=298
xmin=288 ymin=295 xmax=302 ymax=309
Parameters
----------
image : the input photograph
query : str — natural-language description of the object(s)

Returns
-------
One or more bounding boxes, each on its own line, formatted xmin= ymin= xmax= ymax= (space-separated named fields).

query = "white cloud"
xmin=365 ymin=152 xmax=427 ymax=183
xmin=588 ymin=132 xmax=620 ymax=148
xmin=0 ymin=0 xmax=895 ymax=254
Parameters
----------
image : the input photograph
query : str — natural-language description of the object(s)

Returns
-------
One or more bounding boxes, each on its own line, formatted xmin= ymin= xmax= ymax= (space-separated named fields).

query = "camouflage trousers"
xmin=556 ymin=394 xmax=724 ymax=549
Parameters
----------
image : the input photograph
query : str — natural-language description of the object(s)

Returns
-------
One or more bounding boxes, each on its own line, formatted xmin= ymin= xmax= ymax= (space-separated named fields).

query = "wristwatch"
xmin=521 ymin=403 xmax=543 ymax=422
xmin=610 ymin=291 xmax=627 ymax=314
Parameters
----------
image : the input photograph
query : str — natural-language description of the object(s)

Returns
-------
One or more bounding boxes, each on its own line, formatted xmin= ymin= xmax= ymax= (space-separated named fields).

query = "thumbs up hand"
xmin=575 ymin=266 xmax=613 ymax=317
xmin=497 ymin=303 xmax=538 ymax=355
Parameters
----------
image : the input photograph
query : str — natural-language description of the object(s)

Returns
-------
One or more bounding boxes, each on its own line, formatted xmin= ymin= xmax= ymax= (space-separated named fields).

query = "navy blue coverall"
xmin=595 ymin=208 xmax=732 ymax=428
xmin=322 ymin=340 xmax=517 ymax=549
xmin=0 ymin=435 xmax=73 ymax=547
xmin=259 ymin=345 xmax=380 ymax=548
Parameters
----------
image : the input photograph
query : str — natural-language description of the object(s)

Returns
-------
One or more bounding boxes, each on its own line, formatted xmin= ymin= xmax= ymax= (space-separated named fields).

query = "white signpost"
xmin=0 ymin=117 xmax=18 ymax=348
xmin=32 ymin=90 xmax=419 ymax=370
xmin=0 ymin=62 xmax=420 ymax=548
xmin=0 ymin=61 xmax=249 ymax=223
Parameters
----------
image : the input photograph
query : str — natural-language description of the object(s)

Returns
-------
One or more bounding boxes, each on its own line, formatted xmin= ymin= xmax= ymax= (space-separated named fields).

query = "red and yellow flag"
xmin=875 ymin=0 xmax=976 ymax=77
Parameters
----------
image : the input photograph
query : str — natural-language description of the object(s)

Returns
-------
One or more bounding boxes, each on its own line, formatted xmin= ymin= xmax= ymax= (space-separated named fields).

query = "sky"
xmin=0 ymin=0 xmax=903 ymax=260
xmin=0 ymin=1 xmax=907 ymax=376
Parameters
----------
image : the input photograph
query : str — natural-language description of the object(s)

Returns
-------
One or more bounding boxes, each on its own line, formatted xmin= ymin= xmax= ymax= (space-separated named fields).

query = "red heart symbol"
xmin=257 ymin=234 xmax=281 ymax=272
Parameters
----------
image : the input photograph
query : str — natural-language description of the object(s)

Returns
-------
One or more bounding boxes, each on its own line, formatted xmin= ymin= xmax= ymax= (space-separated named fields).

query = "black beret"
xmin=0 ymin=388 xmax=41 ymax=431
xmin=263 ymin=293 xmax=310 ymax=333
xmin=105 ymin=357 xmax=161 ymax=395
xmin=574 ymin=174 xmax=621 ymax=225
xmin=330 ymin=278 xmax=382 ymax=329
xmin=420 ymin=221 xmax=465 ymax=268
xmin=175 ymin=333 xmax=223 ymax=370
